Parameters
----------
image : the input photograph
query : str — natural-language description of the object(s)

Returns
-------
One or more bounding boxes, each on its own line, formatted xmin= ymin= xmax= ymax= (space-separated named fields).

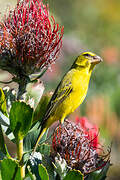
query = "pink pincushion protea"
xmin=76 ymin=116 xmax=99 ymax=149
xmin=0 ymin=0 xmax=64 ymax=76
xmin=52 ymin=119 xmax=110 ymax=175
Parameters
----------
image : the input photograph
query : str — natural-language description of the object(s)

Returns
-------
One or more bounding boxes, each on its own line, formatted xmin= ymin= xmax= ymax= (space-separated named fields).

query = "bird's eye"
xmin=84 ymin=53 xmax=91 ymax=57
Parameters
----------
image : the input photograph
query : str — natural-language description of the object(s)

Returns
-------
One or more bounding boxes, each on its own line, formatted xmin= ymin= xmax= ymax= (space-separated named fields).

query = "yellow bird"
xmin=33 ymin=52 xmax=102 ymax=152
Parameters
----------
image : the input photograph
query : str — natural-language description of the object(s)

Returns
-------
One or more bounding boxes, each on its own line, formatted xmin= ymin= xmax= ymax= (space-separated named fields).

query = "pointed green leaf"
xmin=38 ymin=143 xmax=50 ymax=156
xmin=0 ymin=88 xmax=7 ymax=117
xmin=1 ymin=158 xmax=21 ymax=180
xmin=23 ymin=127 xmax=40 ymax=152
xmin=0 ymin=88 xmax=9 ymax=127
xmin=23 ymin=127 xmax=49 ymax=152
xmin=10 ymin=102 xmax=33 ymax=140
xmin=63 ymin=170 xmax=84 ymax=180
xmin=33 ymin=94 xmax=50 ymax=123
xmin=0 ymin=125 xmax=7 ymax=155
xmin=38 ymin=164 xmax=49 ymax=180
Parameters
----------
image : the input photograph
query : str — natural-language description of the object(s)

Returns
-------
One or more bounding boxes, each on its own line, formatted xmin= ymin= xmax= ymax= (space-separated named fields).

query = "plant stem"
xmin=17 ymin=80 xmax=27 ymax=100
xmin=17 ymin=139 xmax=25 ymax=178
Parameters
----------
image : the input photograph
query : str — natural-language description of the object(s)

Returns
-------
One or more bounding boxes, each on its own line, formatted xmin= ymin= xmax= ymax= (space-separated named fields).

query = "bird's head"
xmin=73 ymin=52 xmax=103 ymax=71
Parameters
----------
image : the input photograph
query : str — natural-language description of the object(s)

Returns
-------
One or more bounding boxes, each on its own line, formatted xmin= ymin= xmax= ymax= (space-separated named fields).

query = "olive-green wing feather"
xmin=44 ymin=82 xmax=72 ymax=120
xmin=42 ymin=72 xmax=73 ymax=123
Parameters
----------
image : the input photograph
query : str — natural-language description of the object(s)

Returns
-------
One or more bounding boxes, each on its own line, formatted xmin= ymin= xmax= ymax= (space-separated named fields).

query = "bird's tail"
xmin=33 ymin=127 xmax=47 ymax=153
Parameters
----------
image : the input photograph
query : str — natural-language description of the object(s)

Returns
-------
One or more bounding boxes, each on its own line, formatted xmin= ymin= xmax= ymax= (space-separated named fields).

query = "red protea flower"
xmin=0 ymin=0 xmax=63 ymax=75
xmin=0 ymin=0 xmax=63 ymax=98
xmin=52 ymin=119 xmax=110 ymax=175
xmin=76 ymin=116 xmax=99 ymax=149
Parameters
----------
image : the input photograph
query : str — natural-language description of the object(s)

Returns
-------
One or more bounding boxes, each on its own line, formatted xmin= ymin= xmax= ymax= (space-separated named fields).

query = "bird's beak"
xmin=90 ymin=55 xmax=103 ymax=65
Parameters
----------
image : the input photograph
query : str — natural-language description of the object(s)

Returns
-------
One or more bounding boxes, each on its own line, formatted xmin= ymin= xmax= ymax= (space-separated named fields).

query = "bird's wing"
xmin=43 ymin=73 xmax=73 ymax=122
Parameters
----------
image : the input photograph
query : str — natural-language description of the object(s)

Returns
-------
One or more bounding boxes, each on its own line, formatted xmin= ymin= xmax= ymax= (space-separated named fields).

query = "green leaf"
xmin=0 ymin=88 xmax=9 ymax=127
xmin=38 ymin=164 xmax=49 ymax=180
xmin=38 ymin=143 xmax=50 ymax=156
xmin=25 ymin=166 xmax=36 ymax=180
xmin=33 ymin=94 xmax=50 ymax=123
xmin=23 ymin=127 xmax=40 ymax=152
xmin=23 ymin=127 xmax=49 ymax=152
xmin=86 ymin=162 xmax=110 ymax=180
xmin=22 ymin=152 xmax=30 ymax=165
xmin=42 ymin=156 xmax=55 ymax=180
xmin=10 ymin=101 xmax=33 ymax=140
xmin=1 ymin=158 xmax=21 ymax=180
xmin=0 ymin=125 xmax=7 ymax=155
xmin=0 ymin=88 xmax=8 ymax=117
xmin=0 ymin=111 xmax=9 ymax=127
xmin=63 ymin=170 xmax=84 ymax=180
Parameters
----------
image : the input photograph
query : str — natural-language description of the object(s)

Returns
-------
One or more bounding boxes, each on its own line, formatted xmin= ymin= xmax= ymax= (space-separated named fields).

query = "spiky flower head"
xmin=0 ymin=0 xmax=64 ymax=77
xmin=52 ymin=119 xmax=110 ymax=175
xmin=76 ymin=116 xmax=99 ymax=149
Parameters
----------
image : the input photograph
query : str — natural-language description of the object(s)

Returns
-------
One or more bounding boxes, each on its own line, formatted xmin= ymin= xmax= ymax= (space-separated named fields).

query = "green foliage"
xmin=23 ymin=125 xmax=40 ymax=152
xmin=1 ymin=158 xmax=21 ymax=180
xmin=25 ymin=166 xmax=36 ymax=180
xmin=63 ymin=170 xmax=84 ymax=180
xmin=0 ymin=88 xmax=8 ymax=155
xmin=0 ymin=88 xmax=7 ymax=116
xmin=38 ymin=164 xmax=49 ymax=180
xmin=42 ymin=155 xmax=54 ymax=180
xmin=23 ymin=124 xmax=49 ymax=152
xmin=86 ymin=162 xmax=111 ymax=180
xmin=0 ymin=88 xmax=9 ymax=127
xmin=38 ymin=143 xmax=51 ymax=156
xmin=0 ymin=125 xmax=7 ymax=155
xmin=33 ymin=94 xmax=51 ymax=123
xmin=3 ymin=87 xmax=16 ymax=109
xmin=9 ymin=102 xmax=33 ymax=141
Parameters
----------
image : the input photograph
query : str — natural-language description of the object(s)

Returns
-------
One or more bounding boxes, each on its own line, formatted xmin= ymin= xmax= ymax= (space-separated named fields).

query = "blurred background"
xmin=0 ymin=0 xmax=120 ymax=179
